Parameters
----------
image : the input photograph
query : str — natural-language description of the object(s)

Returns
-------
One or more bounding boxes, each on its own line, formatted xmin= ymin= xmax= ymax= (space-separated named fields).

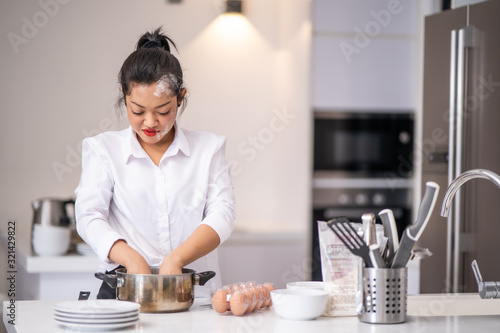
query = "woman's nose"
xmin=144 ymin=113 xmax=158 ymax=127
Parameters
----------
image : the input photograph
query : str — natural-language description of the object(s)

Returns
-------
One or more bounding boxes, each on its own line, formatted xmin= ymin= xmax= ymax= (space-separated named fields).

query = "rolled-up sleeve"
xmin=75 ymin=138 xmax=123 ymax=263
xmin=201 ymin=136 xmax=235 ymax=244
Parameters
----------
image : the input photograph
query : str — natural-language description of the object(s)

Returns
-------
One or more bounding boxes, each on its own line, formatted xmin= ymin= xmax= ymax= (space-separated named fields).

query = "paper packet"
xmin=317 ymin=220 xmax=384 ymax=317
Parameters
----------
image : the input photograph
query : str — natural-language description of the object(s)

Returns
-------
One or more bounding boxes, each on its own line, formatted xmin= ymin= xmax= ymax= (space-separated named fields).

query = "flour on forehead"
xmin=154 ymin=74 xmax=179 ymax=97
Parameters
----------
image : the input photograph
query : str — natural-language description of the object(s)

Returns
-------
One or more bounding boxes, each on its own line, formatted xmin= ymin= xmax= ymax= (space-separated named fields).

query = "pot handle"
xmin=194 ymin=271 xmax=216 ymax=286
xmin=94 ymin=272 xmax=118 ymax=288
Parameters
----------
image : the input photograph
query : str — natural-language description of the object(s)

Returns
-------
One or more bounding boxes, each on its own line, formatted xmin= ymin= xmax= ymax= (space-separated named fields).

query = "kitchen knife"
xmin=379 ymin=208 xmax=399 ymax=263
xmin=391 ymin=181 xmax=440 ymax=268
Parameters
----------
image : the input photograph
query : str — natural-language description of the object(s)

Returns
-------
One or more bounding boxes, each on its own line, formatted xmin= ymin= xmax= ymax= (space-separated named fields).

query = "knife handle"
xmin=390 ymin=231 xmax=414 ymax=268
xmin=369 ymin=244 xmax=386 ymax=268
xmin=379 ymin=209 xmax=399 ymax=262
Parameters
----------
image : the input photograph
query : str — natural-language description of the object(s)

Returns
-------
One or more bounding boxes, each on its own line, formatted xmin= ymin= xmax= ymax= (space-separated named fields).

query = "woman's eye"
xmin=131 ymin=110 xmax=143 ymax=115
xmin=159 ymin=111 xmax=170 ymax=116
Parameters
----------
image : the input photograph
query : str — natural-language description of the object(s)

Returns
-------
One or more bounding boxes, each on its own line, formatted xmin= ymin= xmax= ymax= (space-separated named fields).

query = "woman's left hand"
xmin=159 ymin=254 xmax=183 ymax=275
xmin=159 ymin=225 xmax=221 ymax=275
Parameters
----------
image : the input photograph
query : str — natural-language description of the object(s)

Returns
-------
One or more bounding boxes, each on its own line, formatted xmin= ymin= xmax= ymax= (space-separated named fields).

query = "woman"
xmin=75 ymin=28 xmax=235 ymax=299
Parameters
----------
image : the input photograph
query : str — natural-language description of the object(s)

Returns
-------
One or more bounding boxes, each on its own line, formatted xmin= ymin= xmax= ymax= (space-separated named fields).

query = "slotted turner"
xmin=327 ymin=217 xmax=373 ymax=267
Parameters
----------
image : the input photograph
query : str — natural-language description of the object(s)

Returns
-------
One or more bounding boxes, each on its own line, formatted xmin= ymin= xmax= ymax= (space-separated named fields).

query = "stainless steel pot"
xmin=95 ymin=267 xmax=215 ymax=313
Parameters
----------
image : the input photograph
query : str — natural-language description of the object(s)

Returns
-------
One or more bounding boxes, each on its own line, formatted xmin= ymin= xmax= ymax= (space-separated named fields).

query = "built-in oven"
xmin=311 ymin=111 xmax=414 ymax=281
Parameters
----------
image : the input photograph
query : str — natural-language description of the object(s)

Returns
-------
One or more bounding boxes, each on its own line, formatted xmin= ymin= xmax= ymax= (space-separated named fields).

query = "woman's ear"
xmin=177 ymin=88 xmax=187 ymax=106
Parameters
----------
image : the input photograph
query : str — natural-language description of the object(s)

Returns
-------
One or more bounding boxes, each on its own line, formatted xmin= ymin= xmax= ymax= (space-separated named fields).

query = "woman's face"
xmin=125 ymin=83 xmax=184 ymax=148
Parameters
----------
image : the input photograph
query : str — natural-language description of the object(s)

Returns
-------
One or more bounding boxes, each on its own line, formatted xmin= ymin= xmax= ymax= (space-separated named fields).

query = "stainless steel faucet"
xmin=440 ymin=168 xmax=500 ymax=217
xmin=440 ymin=168 xmax=500 ymax=298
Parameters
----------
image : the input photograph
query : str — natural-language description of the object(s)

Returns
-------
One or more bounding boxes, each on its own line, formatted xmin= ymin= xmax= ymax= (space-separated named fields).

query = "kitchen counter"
xmin=4 ymin=294 xmax=500 ymax=333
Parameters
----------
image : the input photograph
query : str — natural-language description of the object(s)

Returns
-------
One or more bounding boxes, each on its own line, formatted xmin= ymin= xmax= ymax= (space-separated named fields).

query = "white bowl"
xmin=32 ymin=225 xmax=70 ymax=256
xmin=286 ymin=281 xmax=325 ymax=291
xmin=271 ymin=288 xmax=328 ymax=321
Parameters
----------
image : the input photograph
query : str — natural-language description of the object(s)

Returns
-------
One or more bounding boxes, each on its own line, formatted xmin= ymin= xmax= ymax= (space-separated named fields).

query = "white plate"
xmin=54 ymin=310 xmax=138 ymax=320
xmin=54 ymin=313 xmax=139 ymax=323
xmin=54 ymin=317 xmax=138 ymax=331
xmin=54 ymin=300 xmax=140 ymax=315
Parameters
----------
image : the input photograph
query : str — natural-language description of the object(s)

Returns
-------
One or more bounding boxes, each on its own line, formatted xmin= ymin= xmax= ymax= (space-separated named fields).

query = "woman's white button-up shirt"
xmin=75 ymin=124 xmax=235 ymax=296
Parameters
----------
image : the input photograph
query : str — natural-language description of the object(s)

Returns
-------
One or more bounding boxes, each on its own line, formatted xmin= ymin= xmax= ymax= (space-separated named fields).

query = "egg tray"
xmin=212 ymin=282 xmax=275 ymax=316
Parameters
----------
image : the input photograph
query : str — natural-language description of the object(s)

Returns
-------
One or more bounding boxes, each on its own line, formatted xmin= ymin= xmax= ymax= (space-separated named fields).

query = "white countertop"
xmin=4 ymin=294 xmax=500 ymax=333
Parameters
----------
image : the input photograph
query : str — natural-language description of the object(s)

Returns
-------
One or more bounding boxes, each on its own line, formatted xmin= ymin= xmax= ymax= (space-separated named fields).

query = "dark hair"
xmin=117 ymin=27 xmax=186 ymax=109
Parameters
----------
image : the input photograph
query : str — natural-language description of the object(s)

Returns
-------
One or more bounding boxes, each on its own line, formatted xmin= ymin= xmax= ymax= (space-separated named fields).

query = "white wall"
xmin=0 ymin=0 xmax=312 ymax=238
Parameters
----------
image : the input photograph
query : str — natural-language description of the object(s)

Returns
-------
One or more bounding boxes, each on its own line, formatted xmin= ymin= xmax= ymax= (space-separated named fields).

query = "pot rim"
xmin=115 ymin=267 xmax=196 ymax=277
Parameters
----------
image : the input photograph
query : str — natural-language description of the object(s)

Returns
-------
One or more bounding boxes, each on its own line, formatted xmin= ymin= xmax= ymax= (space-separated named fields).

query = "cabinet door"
xmin=312 ymin=36 xmax=417 ymax=110
xmin=313 ymin=0 xmax=417 ymax=35
xmin=312 ymin=0 xmax=418 ymax=110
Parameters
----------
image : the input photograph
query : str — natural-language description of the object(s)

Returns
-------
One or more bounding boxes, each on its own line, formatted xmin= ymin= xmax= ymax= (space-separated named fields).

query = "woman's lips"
xmin=142 ymin=129 xmax=159 ymax=137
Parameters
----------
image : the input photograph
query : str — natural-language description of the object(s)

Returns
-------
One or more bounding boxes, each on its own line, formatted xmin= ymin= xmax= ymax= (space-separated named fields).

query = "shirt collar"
xmin=125 ymin=123 xmax=191 ymax=163
xmin=168 ymin=122 xmax=191 ymax=157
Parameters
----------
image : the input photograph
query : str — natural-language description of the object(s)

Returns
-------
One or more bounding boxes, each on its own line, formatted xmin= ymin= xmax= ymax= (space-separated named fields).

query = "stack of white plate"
xmin=54 ymin=300 xmax=140 ymax=331
xmin=76 ymin=242 xmax=95 ymax=256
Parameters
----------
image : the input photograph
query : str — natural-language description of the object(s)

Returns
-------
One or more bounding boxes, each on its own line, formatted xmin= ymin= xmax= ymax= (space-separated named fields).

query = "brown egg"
xmin=229 ymin=291 xmax=249 ymax=316
xmin=241 ymin=288 xmax=256 ymax=313
xmin=263 ymin=283 xmax=275 ymax=307
xmin=257 ymin=285 xmax=270 ymax=308
xmin=212 ymin=289 xmax=229 ymax=313
xmin=252 ymin=287 xmax=264 ymax=310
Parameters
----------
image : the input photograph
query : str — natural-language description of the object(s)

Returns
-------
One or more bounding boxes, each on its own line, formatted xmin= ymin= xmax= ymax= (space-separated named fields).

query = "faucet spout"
xmin=440 ymin=169 xmax=500 ymax=217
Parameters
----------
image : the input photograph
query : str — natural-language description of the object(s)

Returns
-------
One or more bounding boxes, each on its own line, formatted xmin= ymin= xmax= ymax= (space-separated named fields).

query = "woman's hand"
xmin=159 ymin=254 xmax=183 ymax=275
xmin=159 ymin=224 xmax=221 ymax=275
xmin=108 ymin=240 xmax=151 ymax=274
xmin=125 ymin=256 xmax=152 ymax=275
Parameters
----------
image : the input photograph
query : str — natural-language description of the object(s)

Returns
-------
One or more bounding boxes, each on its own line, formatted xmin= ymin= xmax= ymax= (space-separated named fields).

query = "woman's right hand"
xmin=108 ymin=240 xmax=152 ymax=274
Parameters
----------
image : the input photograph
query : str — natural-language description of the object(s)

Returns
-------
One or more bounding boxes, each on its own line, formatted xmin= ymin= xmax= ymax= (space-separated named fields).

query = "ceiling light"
xmin=226 ymin=0 xmax=242 ymax=14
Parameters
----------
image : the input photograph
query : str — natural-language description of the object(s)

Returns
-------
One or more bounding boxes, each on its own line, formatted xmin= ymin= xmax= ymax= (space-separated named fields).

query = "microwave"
xmin=313 ymin=112 xmax=414 ymax=177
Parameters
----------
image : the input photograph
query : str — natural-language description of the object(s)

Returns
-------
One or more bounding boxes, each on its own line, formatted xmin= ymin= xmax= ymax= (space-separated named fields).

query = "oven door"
xmin=313 ymin=112 xmax=414 ymax=177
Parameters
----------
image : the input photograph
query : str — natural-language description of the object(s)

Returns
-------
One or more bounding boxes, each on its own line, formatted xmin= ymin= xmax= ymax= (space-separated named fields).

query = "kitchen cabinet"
xmin=312 ymin=0 xmax=419 ymax=110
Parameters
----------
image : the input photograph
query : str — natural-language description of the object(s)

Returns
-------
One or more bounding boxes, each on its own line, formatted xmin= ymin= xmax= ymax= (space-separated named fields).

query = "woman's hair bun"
xmin=136 ymin=27 xmax=177 ymax=53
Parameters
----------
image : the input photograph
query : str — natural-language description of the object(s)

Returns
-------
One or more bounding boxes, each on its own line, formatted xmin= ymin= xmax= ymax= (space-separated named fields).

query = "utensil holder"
xmin=358 ymin=267 xmax=407 ymax=324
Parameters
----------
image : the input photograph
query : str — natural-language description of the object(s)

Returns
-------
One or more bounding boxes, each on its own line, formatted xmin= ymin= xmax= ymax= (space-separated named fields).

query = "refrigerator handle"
xmin=448 ymin=26 xmax=474 ymax=293
xmin=446 ymin=29 xmax=458 ymax=293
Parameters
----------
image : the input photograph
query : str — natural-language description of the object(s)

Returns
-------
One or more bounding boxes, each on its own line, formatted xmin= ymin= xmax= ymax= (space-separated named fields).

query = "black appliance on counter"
xmin=311 ymin=111 xmax=414 ymax=281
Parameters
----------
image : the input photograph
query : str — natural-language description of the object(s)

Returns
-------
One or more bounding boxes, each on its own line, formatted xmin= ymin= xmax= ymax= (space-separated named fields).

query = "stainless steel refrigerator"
xmin=420 ymin=0 xmax=500 ymax=294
